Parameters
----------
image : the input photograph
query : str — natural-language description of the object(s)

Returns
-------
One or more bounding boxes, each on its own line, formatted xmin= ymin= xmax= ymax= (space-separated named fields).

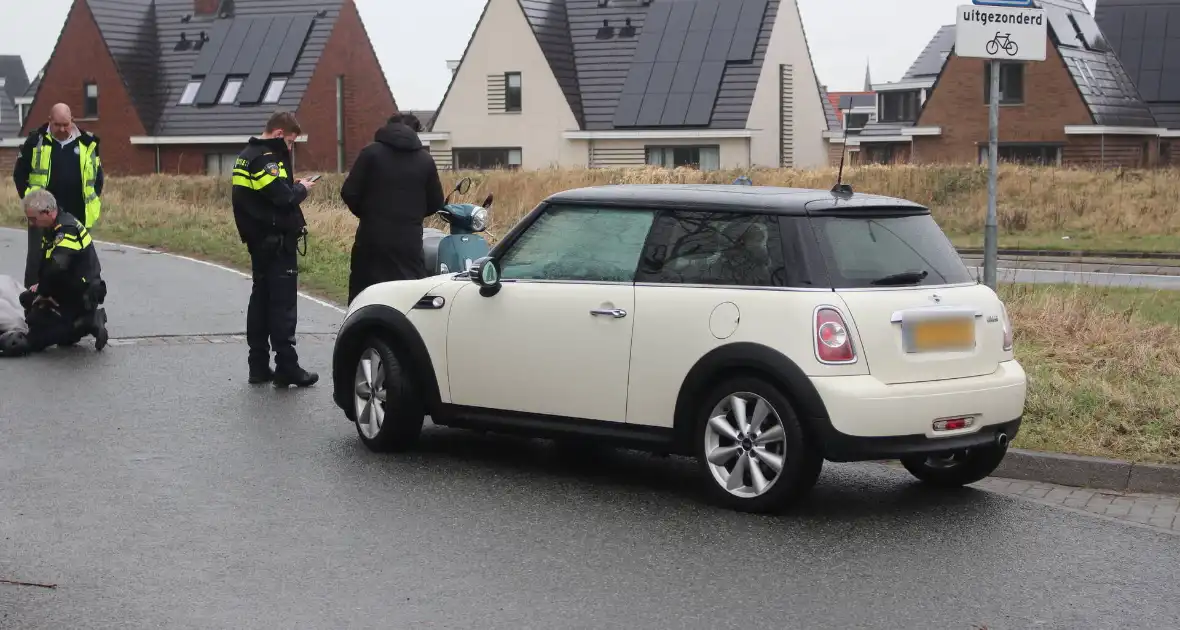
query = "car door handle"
xmin=590 ymin=308 xmax=627 ymax=318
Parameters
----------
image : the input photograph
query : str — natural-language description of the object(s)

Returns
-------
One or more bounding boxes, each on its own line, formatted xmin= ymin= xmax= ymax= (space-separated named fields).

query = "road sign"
xmin=956 ymin=4 xmax=1047 ymax=62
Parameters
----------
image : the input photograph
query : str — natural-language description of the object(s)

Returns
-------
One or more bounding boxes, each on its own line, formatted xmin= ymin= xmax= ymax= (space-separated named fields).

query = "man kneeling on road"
xmin=0 ymin=189 xmax=109 ymax=357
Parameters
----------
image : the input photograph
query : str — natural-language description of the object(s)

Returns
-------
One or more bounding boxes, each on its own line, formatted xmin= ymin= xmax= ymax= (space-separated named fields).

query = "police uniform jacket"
xmin=231 ymin=136 xmax=308 ymax=245
xmin=36 ymin=211 xmax=101 ymax=310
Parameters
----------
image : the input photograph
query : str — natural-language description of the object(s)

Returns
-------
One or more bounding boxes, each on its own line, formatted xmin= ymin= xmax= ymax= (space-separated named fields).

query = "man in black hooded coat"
xmin=341 ymin=112 xmax=445 ymax=304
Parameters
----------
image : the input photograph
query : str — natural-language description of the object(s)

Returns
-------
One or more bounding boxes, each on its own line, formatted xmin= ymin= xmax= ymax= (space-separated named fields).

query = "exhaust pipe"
xmin=995 ymin=431 xmax=1010 ymax=448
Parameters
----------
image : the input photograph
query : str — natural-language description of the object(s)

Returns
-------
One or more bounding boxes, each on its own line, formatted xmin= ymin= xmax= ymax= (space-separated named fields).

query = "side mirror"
xmin=455 ymin=177 xmax=472 ymax=195
xmin=470 ymin=256 xmax=502 ymax=297
xmin=481 ymin=193 xmax=494 ymax=209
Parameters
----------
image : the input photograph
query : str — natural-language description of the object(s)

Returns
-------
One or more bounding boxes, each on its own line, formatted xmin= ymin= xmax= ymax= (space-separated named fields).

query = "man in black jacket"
xmin=341 ymin=112 xmax=445 ymax=304
xmin=12 ymin=103 xmax=104 ymax=289
xmin=231 ymin=111 xmax=319 ymax=387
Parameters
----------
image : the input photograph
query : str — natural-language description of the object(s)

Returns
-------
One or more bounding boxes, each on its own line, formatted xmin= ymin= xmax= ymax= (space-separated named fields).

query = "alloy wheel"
xmin=354 ymin=348 xmax=387 ymax=439
xmin=704 ymin=392 xmax=789 ymax=499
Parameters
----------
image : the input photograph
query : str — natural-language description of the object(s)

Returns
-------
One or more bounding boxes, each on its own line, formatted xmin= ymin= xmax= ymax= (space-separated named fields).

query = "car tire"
xmin=695 ymin=376 xmax=822 ymax=514
xmin=900 ymin=444 xmax=1008 ymax=488
xmin=352 ymin=336 xmax=424 ymax=453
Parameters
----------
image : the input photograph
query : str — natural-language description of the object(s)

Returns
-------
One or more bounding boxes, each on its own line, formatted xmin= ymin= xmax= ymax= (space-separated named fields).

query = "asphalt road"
xmin=2 ymin=227 xmax=1179 ymax=629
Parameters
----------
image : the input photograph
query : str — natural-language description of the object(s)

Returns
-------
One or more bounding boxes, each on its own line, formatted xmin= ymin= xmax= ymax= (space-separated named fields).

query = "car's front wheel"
xmin=900 ymin=443 xmax=1008 ymax=488
xmin=695 ymin=376 xmax=822 ymax=514
xmin=353 ymin=336 xmax=424 ymax=452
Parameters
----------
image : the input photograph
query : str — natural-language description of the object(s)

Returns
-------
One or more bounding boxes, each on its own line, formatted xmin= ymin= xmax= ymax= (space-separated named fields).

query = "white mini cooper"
xmin=332 ymin=184 xmax=1027 ymax=513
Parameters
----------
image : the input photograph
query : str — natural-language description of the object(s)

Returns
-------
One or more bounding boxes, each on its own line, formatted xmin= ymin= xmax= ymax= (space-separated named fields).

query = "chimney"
xmin=446 ymin=60 xmax=460 ymax=75
xmin=194 ymin=0 xmax=219 ymax=16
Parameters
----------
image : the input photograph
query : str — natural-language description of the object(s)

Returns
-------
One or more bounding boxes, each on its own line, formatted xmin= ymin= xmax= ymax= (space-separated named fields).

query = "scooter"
xmin=423 ymin=177 xmax=494 ymax=276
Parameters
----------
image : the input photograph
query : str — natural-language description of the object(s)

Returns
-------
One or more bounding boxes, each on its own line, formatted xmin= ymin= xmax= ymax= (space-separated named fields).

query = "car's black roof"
xmin=543 ymin=184 xmax=930 ymax=216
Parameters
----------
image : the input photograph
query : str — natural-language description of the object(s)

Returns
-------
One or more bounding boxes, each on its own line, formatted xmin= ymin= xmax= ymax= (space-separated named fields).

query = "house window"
xmin=984 ymin=62 xmax=1024 ymax=105
xmin=505 ymin=72 xmax=522 ymax=112
xmin=979 ymin=144 xmax=1061 ymax=166
xmin=862 ymin=144 xmax=896 ymax=165
xmin=878 ymin=90 xmax=919 ymax=123
xmin=845 ymin=113 xmax=870 ymax=130
xmin=219 ymin=78 xmax=243 ymax=105
xmin=646 ymin=146 xmax=721 ymax=170
xmin=179 ymin=81 xmax=201 ymax=105
xmin=262 ymin=77 xmax=286 ymax=104
xmin=453 ymin=147 xmax=523 ymax=170
xmin=204 ymin=152 xmax=239 ymax=176
xmin=83 ymin=82 xmax=99 ymax=118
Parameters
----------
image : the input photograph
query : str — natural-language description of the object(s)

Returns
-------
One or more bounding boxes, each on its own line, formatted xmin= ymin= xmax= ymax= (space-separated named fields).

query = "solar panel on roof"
xmin=612 ymin=93 xmax=644 ymax=127
xmin=647 ymin=61 xmax=677 ymax=93
xmin=680 ymin=28 xmax=709 ymax=61
xmin=193 ymin=73 xmax=226 ymax=106
xmin=703 ymin=25 xmax=736 ymax=61
xmin=621 ymin=62 xmax=654 ymax=94
xmin=660 ymin=91 xmax=692 ymax=126
xmin=688 ymin=0 xmax=719 ymax=32
xmin=670 ymin=60 xmax=701 ymax=93
xmin=728 ymin=0 xmax=767 ymax=61
xmin=1045 ymin=5 xmax=1083 ymax=48
xmin=272 ymin=15 xmax=314 ymax=75
xmin=190 ymin=19 xmax=233 ymax=76
xmin=1142 ymin=37 xmax=1165 ymax=71
xmin=1071 ymin=12 xmax=1110 ymax=52
xmin=665 ymin=0 xmax=695 ymax=32
xmin=237 ymin=15 xmax=294 ymax=105
xmin=231 ymin=17 xmax=275 ymax=75
xmin=210 ymin=18 xmax=254 ymax=75
xmin=636 ymin=92 xmax=669 ymax=125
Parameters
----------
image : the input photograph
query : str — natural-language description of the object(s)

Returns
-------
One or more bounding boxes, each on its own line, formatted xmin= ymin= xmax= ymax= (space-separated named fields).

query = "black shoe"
xmin=273 ymin=366 xmax=319 ymax=388
xmin=249 ymin=365 xmax=274 ymax=384
xmin=93 ymin=309 xmax=108 ymax=352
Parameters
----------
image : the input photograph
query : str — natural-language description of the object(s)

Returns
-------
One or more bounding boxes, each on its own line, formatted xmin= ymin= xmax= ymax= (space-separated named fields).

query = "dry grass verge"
xmin=3 ymin=166 xmax=1179 ymax=463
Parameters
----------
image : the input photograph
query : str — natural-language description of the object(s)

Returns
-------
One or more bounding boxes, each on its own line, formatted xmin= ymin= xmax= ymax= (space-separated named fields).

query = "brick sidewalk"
xmin=973 ymin=477 xmax=1180 ymax=534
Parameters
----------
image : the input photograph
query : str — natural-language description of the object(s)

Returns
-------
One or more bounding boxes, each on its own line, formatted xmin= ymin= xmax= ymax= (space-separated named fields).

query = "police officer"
xmin=0 ymin=189 xmax=109 ymax=358
xmin=12 ymin=103 xmax=104 ymax=289
xmin=231 ymin=111 xmax=319 ymax=387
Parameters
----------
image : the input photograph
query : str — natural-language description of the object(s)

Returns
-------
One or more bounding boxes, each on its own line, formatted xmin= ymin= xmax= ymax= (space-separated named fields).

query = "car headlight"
xmin=470 ymin=206 xmax=488 ymax=232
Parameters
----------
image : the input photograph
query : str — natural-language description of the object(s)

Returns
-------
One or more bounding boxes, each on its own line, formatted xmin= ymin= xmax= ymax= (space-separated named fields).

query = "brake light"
xmin=815 ymin=307 xmax=856 ymax=364
xmin=1000 ymin=303 xmax=1014 ymax=351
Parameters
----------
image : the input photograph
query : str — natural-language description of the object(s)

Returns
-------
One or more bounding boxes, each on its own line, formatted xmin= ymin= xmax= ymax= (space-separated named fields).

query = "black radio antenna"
xmin=831 ymin=113 xmax=852 ymax=197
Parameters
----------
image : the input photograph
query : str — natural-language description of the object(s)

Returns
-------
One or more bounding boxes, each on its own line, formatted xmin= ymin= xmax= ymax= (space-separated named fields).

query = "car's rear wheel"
xmin=900 ymin=444 xmax=1008 ymax=488
xmin=695 ymin=376 xmax=822 ymax=514
xmin=353 ymin=337 xmax=424 ymax=452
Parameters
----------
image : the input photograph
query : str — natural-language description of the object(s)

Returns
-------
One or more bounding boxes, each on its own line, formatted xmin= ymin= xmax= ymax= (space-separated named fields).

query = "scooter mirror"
xmin=455 ymin=177 xmax=472 ymax=195
xmin=481 ymin=193 xmax=494 ymax=208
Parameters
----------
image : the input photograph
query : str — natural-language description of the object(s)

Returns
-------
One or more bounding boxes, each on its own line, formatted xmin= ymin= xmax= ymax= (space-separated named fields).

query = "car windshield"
xmin=808 ymin=214 xmax=974 ymax=288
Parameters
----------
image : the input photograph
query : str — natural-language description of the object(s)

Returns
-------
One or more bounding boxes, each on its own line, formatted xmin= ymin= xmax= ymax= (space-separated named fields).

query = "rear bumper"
xmin=806 ymin=360 xmax=1027 ymax=462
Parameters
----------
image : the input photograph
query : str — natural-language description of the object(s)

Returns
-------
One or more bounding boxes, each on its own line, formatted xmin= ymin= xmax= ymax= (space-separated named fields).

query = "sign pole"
xmin=984 ymin=58 xmax=1000 ymax=290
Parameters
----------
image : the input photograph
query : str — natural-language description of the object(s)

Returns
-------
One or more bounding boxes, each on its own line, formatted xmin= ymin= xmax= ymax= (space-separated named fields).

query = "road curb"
xmin=995 ymin=449 xmax=1180 ymax=495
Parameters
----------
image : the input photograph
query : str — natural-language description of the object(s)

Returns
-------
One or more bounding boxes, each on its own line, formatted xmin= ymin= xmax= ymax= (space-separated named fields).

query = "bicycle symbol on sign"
xmin=986 ymin=32 xmax=1019 ymax=56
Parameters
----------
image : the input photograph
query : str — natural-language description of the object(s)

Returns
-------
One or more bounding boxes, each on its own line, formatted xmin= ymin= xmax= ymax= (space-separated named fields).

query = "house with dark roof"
xmin=0 ymin=0 xmax=396 ymax=176
xmin=421 ymin=0 xmax=830 ymax=171
xmin=1095 ymin=0 xmax=1180 ymax=162
xmin=0 ymin=56 xmax=31 ymax=140
xmin=827 ymin=0 xmax=1165 ymax=168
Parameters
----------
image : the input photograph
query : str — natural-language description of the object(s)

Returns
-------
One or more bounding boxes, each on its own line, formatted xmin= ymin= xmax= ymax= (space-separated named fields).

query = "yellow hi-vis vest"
xmin=24 ymin=131 xmax=103 ymax=229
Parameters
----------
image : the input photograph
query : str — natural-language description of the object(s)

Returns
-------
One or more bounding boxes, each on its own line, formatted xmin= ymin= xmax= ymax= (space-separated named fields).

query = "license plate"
xmin=906 ymin=317 xmax=975 ymax=352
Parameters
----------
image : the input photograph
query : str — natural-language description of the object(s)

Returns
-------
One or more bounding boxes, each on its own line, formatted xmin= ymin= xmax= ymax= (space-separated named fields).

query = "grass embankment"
xmin=2 ymin=165 xmax=1179 ymax=464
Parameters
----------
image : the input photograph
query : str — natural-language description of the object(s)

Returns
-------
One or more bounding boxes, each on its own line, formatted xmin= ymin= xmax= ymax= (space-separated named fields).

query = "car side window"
xmin=636 ymin=211 xmax=793 ymax=287
xmin=498 ymin=205 xmax=656 ymax=283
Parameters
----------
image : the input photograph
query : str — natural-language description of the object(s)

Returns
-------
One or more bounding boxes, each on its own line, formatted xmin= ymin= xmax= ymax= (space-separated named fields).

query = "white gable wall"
xmin=746 ymin=0 xmax=827 ymax=169
xmin=430 ymin=0 xmax=584 ymax=169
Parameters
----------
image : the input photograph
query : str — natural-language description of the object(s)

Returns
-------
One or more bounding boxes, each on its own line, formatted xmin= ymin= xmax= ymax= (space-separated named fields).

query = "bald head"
xmin=48 ymin=103 xmax=75 ymax=141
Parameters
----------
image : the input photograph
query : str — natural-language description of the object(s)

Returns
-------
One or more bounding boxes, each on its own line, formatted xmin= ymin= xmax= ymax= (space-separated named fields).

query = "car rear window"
xmin=808 ymin=214 xmax=974 ymax=288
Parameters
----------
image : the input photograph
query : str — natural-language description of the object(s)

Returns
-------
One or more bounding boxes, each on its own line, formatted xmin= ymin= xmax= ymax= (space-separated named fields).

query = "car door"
xmin=446 ymin=204 xmax=657 ymax=423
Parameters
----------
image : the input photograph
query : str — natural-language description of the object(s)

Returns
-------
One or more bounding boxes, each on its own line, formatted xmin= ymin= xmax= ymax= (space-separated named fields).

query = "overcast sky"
xmin=3 ymin=0 xmax=1098 ymax=109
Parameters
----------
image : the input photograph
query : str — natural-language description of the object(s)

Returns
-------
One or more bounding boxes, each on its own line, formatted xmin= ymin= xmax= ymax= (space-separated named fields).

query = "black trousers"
xmin=24 ymin=304 xmax=82 ymax=352
xmin=246 ymin=236 xmax=300 ymax=370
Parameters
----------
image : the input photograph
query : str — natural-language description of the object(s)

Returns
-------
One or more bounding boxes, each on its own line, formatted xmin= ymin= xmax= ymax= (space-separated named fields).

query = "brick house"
xmin=0 ymin=0 xmax=396 ymax=177
xmin=1095 ymin=0 xmax=1180 ymax=163
xmin=826 ymin=0 xmax=1166 ymax=168
xmin=0 ymin=56 xmax=32 ymax=175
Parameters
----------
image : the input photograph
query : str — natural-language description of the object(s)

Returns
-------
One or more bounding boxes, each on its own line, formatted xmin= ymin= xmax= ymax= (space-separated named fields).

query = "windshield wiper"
xmin=870 ymin=270 xmax=929 ymax=286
